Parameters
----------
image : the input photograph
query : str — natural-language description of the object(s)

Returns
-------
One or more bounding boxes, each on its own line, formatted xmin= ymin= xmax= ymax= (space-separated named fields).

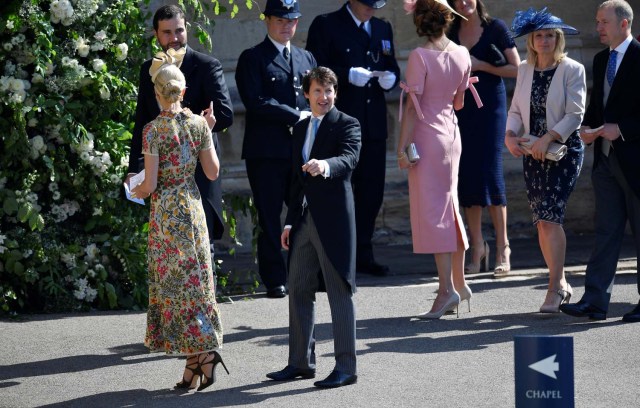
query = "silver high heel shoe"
xmin=447 ymin=284 xmax=472 ymax=314
xmin=416 ymin=292 xmax=461 ymax=319
xmin=458 ymin=284 xmax=472 ymax=313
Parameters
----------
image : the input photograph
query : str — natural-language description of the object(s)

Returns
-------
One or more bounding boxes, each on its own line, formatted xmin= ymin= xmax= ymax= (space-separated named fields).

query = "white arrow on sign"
xmin=529 ymin=354 xmax=559 ymax=379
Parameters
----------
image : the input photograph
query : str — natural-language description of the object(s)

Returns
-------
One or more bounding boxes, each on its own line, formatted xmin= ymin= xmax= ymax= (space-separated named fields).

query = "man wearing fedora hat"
xmin=235 ymin=0 xmax=316 ymax=299
xmin=307 ymin=0 xmax=400 ymax=277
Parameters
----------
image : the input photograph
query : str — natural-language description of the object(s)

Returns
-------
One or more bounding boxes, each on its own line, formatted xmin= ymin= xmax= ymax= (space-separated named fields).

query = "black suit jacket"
xmin=236 ymin=37 xmax=316 ymax=159
xmin=129 ymin=46 xmax=234 ymax=239
xmin=286 ymin=107 xmax=361 ymax=292
xmin=306 ymin=3 xmax=400 ymax=141
xmin=583 ymin=38 xmax=640 ymax=198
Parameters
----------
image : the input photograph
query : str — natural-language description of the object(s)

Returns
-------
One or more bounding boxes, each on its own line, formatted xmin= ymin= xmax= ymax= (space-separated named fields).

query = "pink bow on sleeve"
xmin=468 ymin=76 xmax=483 ymax=108
xmin=398 ymin=81 xmax=425 ymax=122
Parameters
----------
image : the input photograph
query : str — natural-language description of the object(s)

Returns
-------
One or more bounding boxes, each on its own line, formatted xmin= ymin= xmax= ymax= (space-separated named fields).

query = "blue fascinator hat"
xmin=510 ymin=7 xmax=579 ymax=38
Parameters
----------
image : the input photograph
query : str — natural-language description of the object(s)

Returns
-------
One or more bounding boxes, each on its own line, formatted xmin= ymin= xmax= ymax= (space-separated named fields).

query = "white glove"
xmin=349 ymin=67 xmax=372 ymax=87
xmin=298 ymin=110 xmax=312 ymax=122
xmin=378 ymin=71 xmax=396 ymax=90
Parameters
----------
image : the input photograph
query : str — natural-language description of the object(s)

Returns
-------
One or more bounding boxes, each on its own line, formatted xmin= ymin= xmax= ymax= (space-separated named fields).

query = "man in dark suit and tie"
xmin=266 ymin=67 xmax=361 ymax=388
xmin=127 ymin=4 xmax=233 ymax=246
xmin=235 ymin=0 xmax=316 ymax=298
xmin=306 ymin=0 xmax=400 ymax=276
xmin=560 ymin=0 xmax=640 ymax=322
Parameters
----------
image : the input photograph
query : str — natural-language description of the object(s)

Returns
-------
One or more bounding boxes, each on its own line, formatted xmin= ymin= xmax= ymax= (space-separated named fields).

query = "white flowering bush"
xmin=0 ymin=0 xmax=151 ymax=313
xmin=0 ymin=0 xmax=257 ymax=314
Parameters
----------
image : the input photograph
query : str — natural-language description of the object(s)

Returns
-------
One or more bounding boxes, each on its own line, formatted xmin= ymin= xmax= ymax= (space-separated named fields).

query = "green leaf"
xmin=3 ymin=197 xmax=18 ymax=215
xmin=105 ymin=283 xmax=118 ymax=309
xmin=17 ymin=204 xmax=32 ymax=223
xmin=28 ymin=213 xmax=45 ymax=231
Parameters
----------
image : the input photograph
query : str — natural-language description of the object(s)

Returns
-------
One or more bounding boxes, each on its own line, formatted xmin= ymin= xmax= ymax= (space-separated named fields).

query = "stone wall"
xmin=147 ymin=0 xmax=640 ymax=248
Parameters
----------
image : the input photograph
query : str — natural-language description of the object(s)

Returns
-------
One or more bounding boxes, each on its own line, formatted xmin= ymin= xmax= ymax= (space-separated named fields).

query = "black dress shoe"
xmin=313 ymin=370 xmax=357 ymax=388
xmin=266 ymin=285 xmax=287 ymax=298
xmin=356 ymin=261 xmax=389 ymax=276
xmin=622 ymin=302 xmax=640 ymax=323
xmin=559 ymin=300 xmax=606 ymax=320
xmin=266 ymin=365 xmax=315 ymax=381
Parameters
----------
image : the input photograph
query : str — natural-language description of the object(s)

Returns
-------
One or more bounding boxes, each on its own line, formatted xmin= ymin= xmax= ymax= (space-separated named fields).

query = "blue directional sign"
xmin=514 ymin=336 xmax=574 ymax=408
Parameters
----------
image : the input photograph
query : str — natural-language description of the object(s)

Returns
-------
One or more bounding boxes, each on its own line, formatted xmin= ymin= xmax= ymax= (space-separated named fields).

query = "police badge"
xmin=281 ymin=0 xmax=295 ymax=8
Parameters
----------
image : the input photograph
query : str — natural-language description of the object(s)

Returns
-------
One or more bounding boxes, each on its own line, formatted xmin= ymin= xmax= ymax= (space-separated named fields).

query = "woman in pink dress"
xmin=398 ymin=0 xmax=475 ymax=319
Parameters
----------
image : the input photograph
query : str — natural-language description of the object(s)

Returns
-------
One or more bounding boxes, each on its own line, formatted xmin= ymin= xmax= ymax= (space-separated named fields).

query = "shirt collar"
xmin=611 ymin=34 xmax=633 ymax=56
xmin=268 ymin=35 xmax=290 ymax=54
xmin=346 ymin=4 xmax=369 ymax=31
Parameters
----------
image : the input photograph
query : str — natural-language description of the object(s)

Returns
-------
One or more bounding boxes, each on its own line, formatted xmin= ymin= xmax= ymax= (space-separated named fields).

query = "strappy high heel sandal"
xmin=465 ymin=241 xmax=489 ymax=274
xmin=175 ymin=355 xmax=201 ymax=389
xmin=539 ymin=284 xmax=573 ymax=313
xmin=493 ymin=242 xmax=511 ymax=277
xmin=197 ymin=351 xmax=230 ymax=392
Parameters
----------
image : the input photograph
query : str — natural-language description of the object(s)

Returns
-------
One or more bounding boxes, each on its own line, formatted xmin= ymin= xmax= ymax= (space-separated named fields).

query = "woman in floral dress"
xmin=132 ymin=60 xmax=226 ymax=391
xmin=505 ymin=8 xmax=586 ymax=313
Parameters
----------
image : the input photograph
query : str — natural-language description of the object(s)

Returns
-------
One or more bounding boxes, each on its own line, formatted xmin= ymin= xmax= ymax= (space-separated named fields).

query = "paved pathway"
xmin=0 ymin=236 xmax=637 ymax=407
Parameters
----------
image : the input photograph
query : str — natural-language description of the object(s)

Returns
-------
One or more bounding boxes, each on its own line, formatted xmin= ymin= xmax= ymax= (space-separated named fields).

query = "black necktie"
xmin=283 ymin=47 xmax=290 ymax=63
xmin=359 ymin=22 xmax=369 ymax=37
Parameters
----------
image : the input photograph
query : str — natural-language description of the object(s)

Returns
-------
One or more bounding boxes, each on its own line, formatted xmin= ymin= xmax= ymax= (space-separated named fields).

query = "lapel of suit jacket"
xmin=309 ymin=107 xmax=338 ymax=160
xmin=606 ymin=40 xmax=639 ymax=109
xmin=295 ymin=117 xmax=311 ymax=170
xmin=290 ymin=46 xmax=303 ymax=77
xmin=264 ymin=37 xmax=292 ymax=74
xmin=339 ymin=4 xmax=370 ymax=47
xmin=180 ymin=46 xmax=197 ymax=80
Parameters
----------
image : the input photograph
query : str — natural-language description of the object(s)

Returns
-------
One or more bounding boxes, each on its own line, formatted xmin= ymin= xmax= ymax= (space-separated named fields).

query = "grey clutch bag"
xmin=406 ymin=142 xmax=420 ymax=163
xmin=519 ymin=135 xmax=567 ymax=161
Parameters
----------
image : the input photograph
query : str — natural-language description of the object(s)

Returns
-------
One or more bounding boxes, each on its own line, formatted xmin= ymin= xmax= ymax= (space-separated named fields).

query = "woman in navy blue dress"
xmin=505 ymin=8 xmax=585 ymax=313
xmin=448 ymin=0 xmax=520 ymax=277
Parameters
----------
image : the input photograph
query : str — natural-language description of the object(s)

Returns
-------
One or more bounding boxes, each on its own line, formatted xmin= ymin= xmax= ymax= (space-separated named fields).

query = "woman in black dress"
xmin=448 ymin=0 xmax=520 ymax=278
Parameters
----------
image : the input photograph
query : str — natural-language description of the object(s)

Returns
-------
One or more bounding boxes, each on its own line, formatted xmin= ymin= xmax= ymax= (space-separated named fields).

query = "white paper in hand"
xmin=124 ymin=169 xmax=145 ymax=205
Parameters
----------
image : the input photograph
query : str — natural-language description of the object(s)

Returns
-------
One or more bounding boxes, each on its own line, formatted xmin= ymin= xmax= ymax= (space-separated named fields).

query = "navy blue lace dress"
xmin=451 ymin=19 xmax=514 ymax=207
xmin=524 ymin=68 xmax=584 ymax=224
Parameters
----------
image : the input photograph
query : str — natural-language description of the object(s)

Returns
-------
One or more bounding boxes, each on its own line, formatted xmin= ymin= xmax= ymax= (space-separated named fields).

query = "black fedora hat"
xmin=357 ymin=0 xmax=387 ymax=9
xmin=264 ymin=0 xmax=301 ymax=19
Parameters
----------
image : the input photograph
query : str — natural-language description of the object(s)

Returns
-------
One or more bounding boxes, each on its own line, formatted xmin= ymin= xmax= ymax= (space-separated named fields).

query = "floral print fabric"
xmin=142 ymin=109 xmax=223 ymax=355
xmin=525 ymin=68 xmax=584 ymax=225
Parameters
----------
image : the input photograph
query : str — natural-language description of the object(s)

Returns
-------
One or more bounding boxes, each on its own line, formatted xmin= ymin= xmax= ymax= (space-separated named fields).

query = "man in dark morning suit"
xmin=560 ymin=0 xmax=640 ymax=322
xmin=235 ymin=0 xmax=316 ymax=299
xmin=306 ymin=0 xmax=400 ymax=276
xmin=127 ymin=5 xmax=234 ymax=246
xmin=266 ymin=67 xmax=361 ymax=388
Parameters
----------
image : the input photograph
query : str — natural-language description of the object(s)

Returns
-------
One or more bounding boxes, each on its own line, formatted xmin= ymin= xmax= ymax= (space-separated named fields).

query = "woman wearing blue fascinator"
xmin=504 ymin=7 xmax=586 ymax=313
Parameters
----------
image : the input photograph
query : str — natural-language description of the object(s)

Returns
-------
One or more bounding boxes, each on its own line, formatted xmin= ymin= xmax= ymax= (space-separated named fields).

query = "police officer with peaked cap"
xmin=306 ymin=0 xmax=400 ymax=276
xmin=235 ymin=0 xmax=317 ymax=298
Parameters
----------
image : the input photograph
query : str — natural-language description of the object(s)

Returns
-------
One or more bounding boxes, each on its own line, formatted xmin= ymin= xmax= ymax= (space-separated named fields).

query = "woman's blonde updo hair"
xmin=152 ymin=64 xmax=186 ymax=104
xmin=413 ymin=0 xmax=454 ymax=39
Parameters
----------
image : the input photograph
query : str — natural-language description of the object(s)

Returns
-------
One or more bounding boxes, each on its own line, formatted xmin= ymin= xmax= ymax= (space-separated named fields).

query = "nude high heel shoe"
xmin=416 ymin=292 xmax=461 ymax=319
xmin=458 ymin=284 xmax=472 ymax=313
xmin=493 ymin=242 xmax=511 ymax=277
xmin=465 ymin=241 xmax=489 ymax=274
xmin=447 ymin=284 xmax=472 ymax=314
xmin=539 ymin=284 xmax=573 ymax=313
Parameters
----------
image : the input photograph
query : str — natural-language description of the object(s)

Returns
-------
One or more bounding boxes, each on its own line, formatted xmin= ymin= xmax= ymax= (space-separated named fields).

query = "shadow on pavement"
xmin=0 ymin=343 xmax=167 ymax=382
